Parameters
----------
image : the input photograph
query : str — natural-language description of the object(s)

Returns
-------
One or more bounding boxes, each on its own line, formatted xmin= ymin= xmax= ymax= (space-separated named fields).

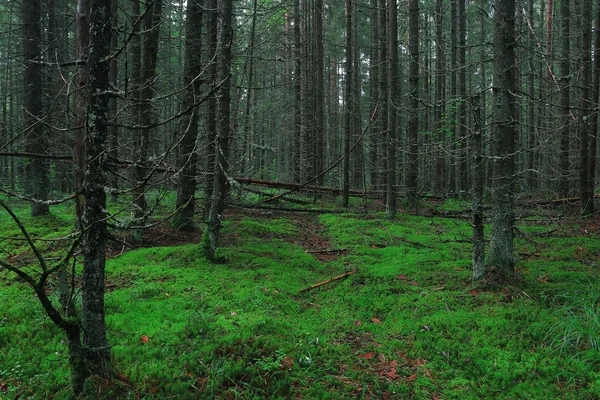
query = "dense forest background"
xmin=1 ymin=0 xmax=600 ymax=397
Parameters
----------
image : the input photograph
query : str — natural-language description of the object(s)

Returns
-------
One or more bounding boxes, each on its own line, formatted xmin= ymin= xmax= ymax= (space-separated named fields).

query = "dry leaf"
xmin=355 ymin=320 xmax=362 ymax=326
xmin=371 ymin=317 xmax=382 ymax=324
xmin=141 ymin=335 xmax=149 ymax=344
xmin=407 ymin=373 xmax=418 ymax=381
xmin=398 ymin=274 xmax=408 ymax=280
xmin=359 ymin=352 xmax=375 ymax=359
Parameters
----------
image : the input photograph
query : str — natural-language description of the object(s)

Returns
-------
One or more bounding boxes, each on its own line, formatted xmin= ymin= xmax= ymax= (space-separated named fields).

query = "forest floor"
xmin=1 ymin=195 xmax=600 ymax=399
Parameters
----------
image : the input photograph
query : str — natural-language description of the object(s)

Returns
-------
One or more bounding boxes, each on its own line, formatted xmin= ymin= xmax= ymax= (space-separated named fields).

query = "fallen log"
xmin=298 ymin=271 xmax=355 ymax=294
xmin=233 ymin=177 xmax=382 ymax=198
xmin=228 ymin=204 xmax=345 ymax=214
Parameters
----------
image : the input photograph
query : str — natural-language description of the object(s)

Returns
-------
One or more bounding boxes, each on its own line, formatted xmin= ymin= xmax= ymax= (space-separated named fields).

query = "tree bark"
xmin=174 ymin=0 xmax=203 ymax=230
xmin=386 ymin=0 xmax=398 ymax=218
xmin=343 ymin=0 xmax=353 ymax=207
xmin=22 ymin=0 xmax=49 ymax=216
xmin=205 ymin=0 xmax=234 ymax=259
xmin=81 ymin=0 xmax=113 ymax=376
xmin=579 ymin=0 xmax=593 ymax=215
xmin=559 ymin=0 xmax=570 ymax=197
xmin=75 ymin=0 xmax=90 ymax=221
xmin=407 ymin=0 xmax=419 ymax=208
xmin=487 ymin=0 xmax=517 ymax=279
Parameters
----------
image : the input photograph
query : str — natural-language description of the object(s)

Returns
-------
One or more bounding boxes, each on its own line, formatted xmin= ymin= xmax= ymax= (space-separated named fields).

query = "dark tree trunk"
xmin=343 ymin=0 xmax=353 ymax=207
xmin=22 ymin=0 xmax=49 ymax=216
xmin=174 ymin=0 xmax=203 ymax=230
xmin=559 ymin=0 xmax=570 ymax=197
xmin=386 ymin=0 xmax=398 ymax=218
xmin=134 ymin=0 xmax=164 ymax=234
xmin=205 ymin=0 xmax=234 ymax=259
xmin=472 ymin=95 xmax=485 ymax=281
xmin=315 ymin=0 xmax=325 ymax=186
xmin=487 ymin=0 xmax=517 ymax=279
xmin=205 ymin=0 xmax=218 ymax=211
xmin=589 ymin=0 xmax=600 ymax=214
xmin=108 ymin=0 xmax=119 ymax=202
xmin=458 ymin=0 xmax=468 ymax=194
xmin=579 ymin=0 xmax=593 ymax=215
xmin=293 ymin=0 xmax=302 ymax=183
xmin=75 ymin=0 xmax=90 ymax=222
xmin=81 ymin=0 xmax=113 ymax=376
xmin=434 ymin=0 xmax=444 ymax=195
xmin=406 ymin=0 xmax=419 ymax=208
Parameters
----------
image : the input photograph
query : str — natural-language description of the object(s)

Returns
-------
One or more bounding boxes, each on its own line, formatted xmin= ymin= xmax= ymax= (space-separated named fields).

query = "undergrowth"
xmin=1 ymin=198 xmax=599 ymax=399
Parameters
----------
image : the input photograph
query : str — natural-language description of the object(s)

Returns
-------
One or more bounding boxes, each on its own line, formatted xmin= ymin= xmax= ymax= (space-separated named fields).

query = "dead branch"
xmin=298 ymin=271 xmax=355 ymax=294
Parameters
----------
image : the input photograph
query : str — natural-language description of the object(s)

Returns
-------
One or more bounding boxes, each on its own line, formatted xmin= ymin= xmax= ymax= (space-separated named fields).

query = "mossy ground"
xmin=1 ymin=196 xmax=600 ymax=399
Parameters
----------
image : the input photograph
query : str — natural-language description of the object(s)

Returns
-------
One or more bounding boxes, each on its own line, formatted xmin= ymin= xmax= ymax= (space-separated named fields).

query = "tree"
xmin=204 ymin=0 xmax=234 ymax=258
xmin=558 ymin=0 xmax=570 ymax=197
xmin=80 ymin=0 xmax=114 ymax=375
xmin=22 ymin=0 xmax=49 ymax=216
xmin=406 ymin=0 xmax=419 ymax=208
xmin=173 ymin=0 xmax=203 ymax=230
xmin=486 ymin=0 xmax=517 ymax=279
xmin=386 ymin=0 xmax=398 ymax=218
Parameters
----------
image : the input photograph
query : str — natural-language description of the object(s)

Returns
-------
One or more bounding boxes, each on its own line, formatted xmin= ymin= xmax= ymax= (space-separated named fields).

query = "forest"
xmin=1 ymin=0 xmax=600 ymax=397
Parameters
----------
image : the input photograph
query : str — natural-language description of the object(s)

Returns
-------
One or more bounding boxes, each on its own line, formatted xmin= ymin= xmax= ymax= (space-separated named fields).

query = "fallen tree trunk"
xmin=233 ymin=177 xmax=382 ymax=198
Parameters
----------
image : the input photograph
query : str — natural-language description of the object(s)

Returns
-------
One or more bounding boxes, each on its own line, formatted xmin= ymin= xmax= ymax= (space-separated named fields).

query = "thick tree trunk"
xmin=81 ymin=0 xmax=113 ymax=376
xmin=22 ymin=0 xmax=49 ymax=216
xmin=487 ymin=0 xmax=517 ymax=279
xmin=75 ymin=0 xmax=90 ymax=221
xmin=293 ymin=0 xmax=302 ymax=183
xmin=315 ymin=0 xmax=325 ymax=186
xmin=108 ymin=0 xmax=119 ymax=202
xmin=174 ymin=0 xmax=203 ymax=230
xmin=406 ymin=0 xmax=419 ymax=208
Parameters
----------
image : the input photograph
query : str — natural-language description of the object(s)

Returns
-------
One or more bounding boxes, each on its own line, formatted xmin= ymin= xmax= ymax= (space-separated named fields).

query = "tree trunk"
xmin=22 ymin=0 xmax=49 ymax=216
xmin=434 ymin=0 xmax=444 ymax=195
xmin=173 ymin=0 xmax=203 ymax=230
xmin=579 ymin=0 xmax=593 ymax=215
xmin=108 ymin=0 xmax=119 ymax=202
xmin=559 ymin=0 xmax=570 ymax=197
xmin=315 ymin=0 xmax=325 ymax=186
xmin=204 ymin=0 xmax=218 ymax=212
xmin=343 ymin=0 xmax=353 ymax=207
xmin=487 ymin=0 xmax=517 ymax=279
xmin=205 ymin=0 xmax=234 ymax=259
xmin=134 ymin=0 xmax=164 ymax=237
xmin=81 ymin=0 xmax=113 ymax=376
xmin=406 ymin=0 xmax=419 ymax=208
xmin=386 ymin=0 xmax=398 ymax=218
xmin=75 ymin=0 xmax=90 ymax=222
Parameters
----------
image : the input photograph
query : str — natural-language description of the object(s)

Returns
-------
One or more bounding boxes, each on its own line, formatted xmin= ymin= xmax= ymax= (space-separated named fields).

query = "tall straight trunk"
xmin=487 ymin=0 xmax=517 ymax=279
xmin=526 ymin=0 xmax=537 ymax=191
xmin=434 ymin=0 xmax=444 ymax=194
xmin=174 ymin=0 xmax=203 ymax=230
xmin=458 ymin=0 xmax=467 ymax=193
xmin=386 ymin=0 xmax=398 ymax=218
xmin=343 ymin=0 xmax=353 ymax=207
xmin=589 ymin=0 xmax=600 ymax=214
xmin=75 ymin=0 xmax=90 ymax=221
xmin=134 ymin=0 xmax=163 ymax=228
xmin=204 ymin=0 xmax=218 ymax=210
xmin=579 ymin=0 xmax=593 ymax=215
xmin=378 ymin=0 xmax=388 ymax=193
xmin=205 ymin=0 xmax=234 ymax=258
xmin=369 ymin=0 xmax=380 ymax=190
xmin=558 ymin=0 xmax=570 ymax=196
xmin=406 ymin=0 xmax=419 ymax=207
xmin=108 ymin=0 xmax=119 ymax=201
xmin=315 ymin=0 xmax=325 ymax=186
xmin=22 ymin=0 xmax=49 ymax=216
xmin=293 ymin=0 xmax=303 ymax=183
xmin=449 ymin=0 xmax=458 ymax=194
xmin=81 ymin=0 xmax=113 ymax=375
xmin=472 ymin=94 xmax=485 ymax=281
xmin=239 ymin=0 xmax=258 ymax=177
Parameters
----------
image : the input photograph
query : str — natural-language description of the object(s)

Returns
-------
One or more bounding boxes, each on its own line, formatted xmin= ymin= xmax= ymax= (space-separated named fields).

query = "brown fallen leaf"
xmin=355 ymin=320 xmax=362 ymax=326
xmin=407 ymin=373 xmax=418 ymax=382
xmin=398 ymin=274 xmax=408 ymax=280
xmin=371 ymin=317 xmax=382 ymax=324
xmin=359 ymin=352 xmax=375 ymax=359
xmin=141 ymin=335 xmax=149 ymax=344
